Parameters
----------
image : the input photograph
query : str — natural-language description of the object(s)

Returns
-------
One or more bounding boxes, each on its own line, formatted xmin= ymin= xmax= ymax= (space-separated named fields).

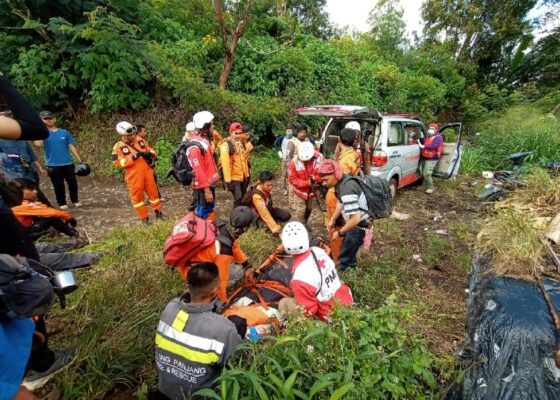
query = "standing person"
xmin=318 ymin=159 xmax=371 ymax=271
xmin=220 ymin=122 xmax=250 ymax=208
xmin=278 ymin=222 xmax=353 ymax=321
xmin=136 ymin=124 xmax=166 ymax=202
xmin=326 ymin=129 xmax=360 ymax=262
xmin=335 ymin=121 xmax=372 ymax=176
xmin=242 ymin=171 xmax=291 ymax=235
xmin=274 ymin=123 xmax=294 ymax=195
xmin=34 ymin=111 xmax=83 ymax=209
xmin=182 ymin=121 xmax=196 ymax=142
xmin=0 ymin=137 xmax=51 ymax=205
xmin=286 ymin=123 xmax=309 ymax=162
xmin=111 ymin=121 xmax=164 ymax=223
xmin=418 ymin=123 xmax=443 ymax=194
xmin=288 ymin=141 xmax=323 ymax=224
xmin=187 ymin=111 xmax=220 ymax=220
xmin=155 ymin=262 xmax=243 ymax=400
xmin=240 ymin=123 xmax=253 ymax=193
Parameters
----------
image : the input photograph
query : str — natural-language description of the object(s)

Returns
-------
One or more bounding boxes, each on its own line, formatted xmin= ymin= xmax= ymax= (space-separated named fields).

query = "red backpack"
xmin=163 ymin=212 xmax=217 ymax=268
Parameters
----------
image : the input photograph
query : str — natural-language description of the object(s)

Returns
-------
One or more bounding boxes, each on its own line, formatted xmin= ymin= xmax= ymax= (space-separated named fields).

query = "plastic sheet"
xmin=447 ymin=255 xmax=560 ymax=400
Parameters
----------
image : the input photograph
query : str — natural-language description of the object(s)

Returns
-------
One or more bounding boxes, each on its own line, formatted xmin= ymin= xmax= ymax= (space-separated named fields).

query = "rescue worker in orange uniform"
xmin=176 ymin=206 xmax=256 ymax=301
xmin=220 ymin=122 xmax=250 ymax=208
xmin=327 ymin=128 xmax=360 ymax=262
xmin=242 ymin=171 xmax=291 ymax=234
xmin=111 ymin=121 xmax=165 ymax=223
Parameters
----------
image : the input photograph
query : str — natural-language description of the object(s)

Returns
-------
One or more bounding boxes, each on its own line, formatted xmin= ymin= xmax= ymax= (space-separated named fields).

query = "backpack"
xmin=273 ymin=136 xmax=284 ymax=152
xmin=0 ymin=255 xmax=55 ymax=319
xmin=166 ymin=140 xmax=205 ymax=186
xmin=338 ymin=175 xmax=393 ymax=219
xmin=163 ymin=212 xmax=217 ymax=268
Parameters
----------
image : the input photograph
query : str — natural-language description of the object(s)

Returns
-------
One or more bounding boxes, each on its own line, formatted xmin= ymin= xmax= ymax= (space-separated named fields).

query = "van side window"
xmin=387 ymin=122 xmax=404 ymax=146
xmin=403 ymin=124 xmax=423 ymax=145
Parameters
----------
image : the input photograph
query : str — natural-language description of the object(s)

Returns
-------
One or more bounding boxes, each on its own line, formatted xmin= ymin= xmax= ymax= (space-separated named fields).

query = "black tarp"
xmin=447 ymin=256 xmax=560 ymax=400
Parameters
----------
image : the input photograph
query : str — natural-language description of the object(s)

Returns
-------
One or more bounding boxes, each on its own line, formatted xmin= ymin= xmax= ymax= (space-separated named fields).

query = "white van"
xmin=295 ymin=105 xmax=463 ymax=197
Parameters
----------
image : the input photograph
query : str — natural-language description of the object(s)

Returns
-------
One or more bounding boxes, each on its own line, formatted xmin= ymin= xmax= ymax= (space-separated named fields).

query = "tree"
xmin=367 ymin=0 xmax=408 ymax=59
xmin=214 ymin=0 xmax=256 ymax=89
xmin=421 ymin=0 xmax=538 ymax=84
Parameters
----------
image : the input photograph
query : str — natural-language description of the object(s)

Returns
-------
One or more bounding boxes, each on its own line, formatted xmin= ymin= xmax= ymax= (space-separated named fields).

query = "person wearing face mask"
xmin=220 ymin=122 xmax=250 ymax=208
xmin=274 ymin=123 xmax=294 ymax=195
xmin=286 ymin=123 xmax=310 ymax=162
xmin=418 ymin=123 xmax=443 ymax=194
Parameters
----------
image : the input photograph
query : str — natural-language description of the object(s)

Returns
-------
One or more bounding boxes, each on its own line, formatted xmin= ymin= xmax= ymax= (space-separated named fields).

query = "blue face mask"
xmin=427 ymin=129 xmax=435 ymax=136
xmin=285 ymin=130 xmax=293 ymax=138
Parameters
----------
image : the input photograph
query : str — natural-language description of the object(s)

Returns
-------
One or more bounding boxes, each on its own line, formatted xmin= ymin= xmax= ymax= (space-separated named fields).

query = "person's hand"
xmin=244 ymin=266 xmax=255 ymax=280
xmin=418 ymin=142 xmax=424 ymax=149
xmin=332 ymin=230 xmax=341 ymax=241
xmin=38 ymin=166 xmax=47 ymax=175
xmin=204 ymin=189 xmax=213 ymax=203
xmin=277 ymin=150 xmax=283 ymax=159
xmin=226 ymin=182 xmax=234 ymax=191
xmin=327 ymin=219 xmax=336 ymax=231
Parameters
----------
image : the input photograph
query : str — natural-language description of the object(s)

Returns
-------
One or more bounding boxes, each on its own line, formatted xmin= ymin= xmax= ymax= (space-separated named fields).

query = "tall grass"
xmin=461 ymin=106 xmax=560 ymax=174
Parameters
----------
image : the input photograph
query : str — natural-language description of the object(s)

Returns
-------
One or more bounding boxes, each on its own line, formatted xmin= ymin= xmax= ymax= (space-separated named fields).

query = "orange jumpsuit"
xmin=177 ymin=239 xmax=248 ymax=301
xmin=112 ymin=136 xmax=161 ymax=219
xmin=12 ymin=200 xmax=72 ymax=227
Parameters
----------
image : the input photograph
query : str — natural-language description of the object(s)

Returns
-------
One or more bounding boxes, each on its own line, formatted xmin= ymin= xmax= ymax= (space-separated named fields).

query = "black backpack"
xmin=338 ymin=175 xmax=393 ymax=219
xmin=167 ymin=140 xmax=205 ymax=186
xmin=0 ymin=255 xmax=55 ymax=319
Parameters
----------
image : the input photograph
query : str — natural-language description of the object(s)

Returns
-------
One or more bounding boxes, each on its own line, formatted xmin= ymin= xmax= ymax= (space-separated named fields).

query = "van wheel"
xmin=389 ymin=177 xmax=398 ymax=199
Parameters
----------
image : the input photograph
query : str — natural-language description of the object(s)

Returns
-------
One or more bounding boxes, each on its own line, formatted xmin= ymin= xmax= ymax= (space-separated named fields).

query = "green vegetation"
xmin=461 ymin=106 xmax=560 ymax=174
xmin=198 ymin=297 xmax=435 ymax=400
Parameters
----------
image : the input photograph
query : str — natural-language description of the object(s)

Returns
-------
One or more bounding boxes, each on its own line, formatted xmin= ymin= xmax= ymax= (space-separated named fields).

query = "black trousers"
xmin=228 ymin=181 xmax=246 ymax=208
xmin=47 ymin=164 xmax=78 ymax=206
xmin=26 ymin=217 xmax=77 ymax=240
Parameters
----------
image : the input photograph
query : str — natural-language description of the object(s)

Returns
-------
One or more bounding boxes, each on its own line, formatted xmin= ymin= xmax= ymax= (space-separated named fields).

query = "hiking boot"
xmin=141 ymin=217 xmax=150 ymax=225
xmin=155 ymin=210 xmax=168 ymax=220
xmin=425 ymin=188 xmax=434 ymax=194
xmin=73 ymin=202 xmax=83 ymax=208
xmin=72 ymin=227 xmax=91 ymax=248
xmin=23 ymin=347 xmax=77 ymax=390
xmin=59 ymin=205 xmax=69 ymax=210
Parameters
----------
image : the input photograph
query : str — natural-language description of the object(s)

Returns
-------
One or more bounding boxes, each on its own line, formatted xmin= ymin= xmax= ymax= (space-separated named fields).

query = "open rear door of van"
xmin=294 ymin=105 xmax=382 ymax=121
xmin=433 ymin=122 xmax=463 ymax=179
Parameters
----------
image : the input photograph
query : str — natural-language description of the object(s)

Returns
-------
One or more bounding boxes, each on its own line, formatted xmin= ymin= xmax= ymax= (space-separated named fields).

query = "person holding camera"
xmin=111 ymin=121 xmax=165 ymax=223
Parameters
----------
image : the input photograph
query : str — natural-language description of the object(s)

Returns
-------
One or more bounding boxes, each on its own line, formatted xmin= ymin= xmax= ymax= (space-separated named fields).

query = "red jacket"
xmin=288 ymin=152 xmax=323 ymax=200
xmin=290 ymin=247 xmax=353 ymax=321
xmin=186 ymin=135 xmax=220 ymax=189
xmin=421 ymin=134 xmax=443 ymax=160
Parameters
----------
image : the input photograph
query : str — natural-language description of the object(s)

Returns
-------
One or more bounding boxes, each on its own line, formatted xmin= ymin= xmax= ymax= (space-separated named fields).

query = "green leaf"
xmin=308 ymin=379 xmax=333 ymax=399
xmin=329 ymin=383 xmax=354 ymax=400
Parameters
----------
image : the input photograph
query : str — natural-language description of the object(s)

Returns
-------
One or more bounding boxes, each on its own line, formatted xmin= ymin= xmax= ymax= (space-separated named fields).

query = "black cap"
xmin=230 ymin=206 xmax=258 ymax=229
xmin=39 ymin=111 xmax=54 ymax=118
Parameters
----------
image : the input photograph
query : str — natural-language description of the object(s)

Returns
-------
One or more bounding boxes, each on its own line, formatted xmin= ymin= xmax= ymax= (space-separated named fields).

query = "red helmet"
xmin=428 ymin=123 xmax=439 ymax=131
xmin=229 ymin=122 xmax=242 ymax=133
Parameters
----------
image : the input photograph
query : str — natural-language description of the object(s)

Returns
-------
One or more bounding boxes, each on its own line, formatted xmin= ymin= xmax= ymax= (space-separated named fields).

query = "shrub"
xmin=197 ymin=295 xmax=436 ymax=400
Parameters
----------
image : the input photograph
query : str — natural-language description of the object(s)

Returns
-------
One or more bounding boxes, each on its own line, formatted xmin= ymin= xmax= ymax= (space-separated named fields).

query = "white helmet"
xmin=281 ymin=222 xmax=309 ymax=255
xmin=116 ymin=121 xmax=136 ymax=135
xmin=298 ymin=141 xmax=315 ymax=161
xmin=185 ymin=122 xmax=196 ymax=132
xmin=193 ymin=111 xmax=214 ymax=129
xmin=345 ymin=121 xmax=360 ymax=131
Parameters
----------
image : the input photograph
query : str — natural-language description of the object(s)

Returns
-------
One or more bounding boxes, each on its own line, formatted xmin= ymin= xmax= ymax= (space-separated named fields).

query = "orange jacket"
xmin=177 ymin=239 xmax=248 ymax=301
xmin=220 ymin=139 xmax=250 ymax=183
xmin=249 ymin=184 xmax=280 ymax=233
xmin=337 ymin=147 xmax=361 ymax=176
xmin=111 ymin=136 xmax=157 ymax=179
xmin=12 ymin=200 xmax=72 ymax=227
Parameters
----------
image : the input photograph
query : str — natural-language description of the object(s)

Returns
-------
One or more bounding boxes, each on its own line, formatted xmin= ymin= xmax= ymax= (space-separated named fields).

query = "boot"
xmin=141 ymin=217 xmax=150 ymax=225
xmin=155 ymin=210 xmax=167 ymax=220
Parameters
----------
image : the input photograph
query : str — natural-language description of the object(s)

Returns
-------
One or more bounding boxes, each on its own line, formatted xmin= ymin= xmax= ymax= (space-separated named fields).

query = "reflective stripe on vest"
xmin=155 ymin=311 xmax=225 ymax=365
xmin=421 ymin=135 xmax=443 ymax=159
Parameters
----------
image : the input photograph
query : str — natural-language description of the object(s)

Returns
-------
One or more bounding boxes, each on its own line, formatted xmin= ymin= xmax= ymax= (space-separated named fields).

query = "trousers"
xmin=47 ymin=164 xmax=78 ymax=206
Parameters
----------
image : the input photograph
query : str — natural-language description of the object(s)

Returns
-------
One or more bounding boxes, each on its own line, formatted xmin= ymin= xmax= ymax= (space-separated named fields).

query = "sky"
xmin=325 ymin=0 xmax=558 ymax=39
xmin=325 ymin=0 xmax=425 ymax=38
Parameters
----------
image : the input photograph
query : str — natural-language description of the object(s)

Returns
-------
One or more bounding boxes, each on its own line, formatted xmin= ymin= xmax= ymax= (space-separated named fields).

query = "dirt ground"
xmin=39 ymin=174 xmax=484 ymax=392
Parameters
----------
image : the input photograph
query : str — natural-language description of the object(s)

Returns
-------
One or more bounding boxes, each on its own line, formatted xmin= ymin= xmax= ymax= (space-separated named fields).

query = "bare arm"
xmin=33 ymin=140 xmax=43 ymax=147
xmin=68 ymin=144 xmax=82 ymax=163
xmin=0 ymin=116 xmax=22 ymax=139
xmin=34 ymin=161 xmax=46 ymax=174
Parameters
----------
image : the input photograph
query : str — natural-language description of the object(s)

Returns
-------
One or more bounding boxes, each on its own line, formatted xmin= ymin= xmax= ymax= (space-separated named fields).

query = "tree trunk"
xmin=218 ymin=36 xmax=241 ymax=89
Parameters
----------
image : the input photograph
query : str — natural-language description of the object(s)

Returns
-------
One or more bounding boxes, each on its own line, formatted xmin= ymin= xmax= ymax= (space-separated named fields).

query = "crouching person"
xmin=155 ymin=262 xmax=244 ymax=400
xmin=279 ymin=222 xmax=352 ymax=322
xmin=242 ymin=171 xmax=290 ymax=235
